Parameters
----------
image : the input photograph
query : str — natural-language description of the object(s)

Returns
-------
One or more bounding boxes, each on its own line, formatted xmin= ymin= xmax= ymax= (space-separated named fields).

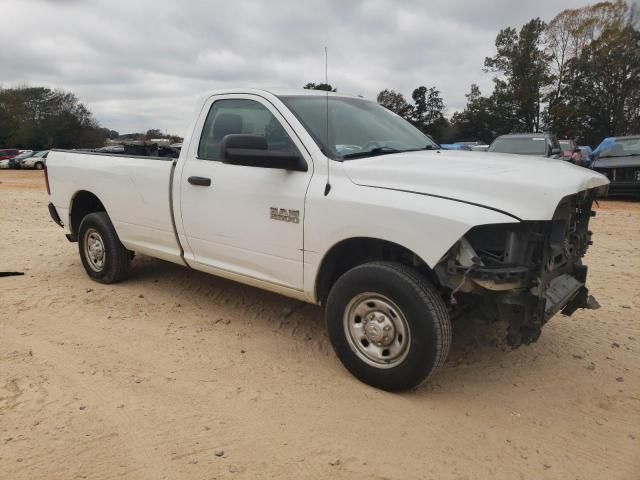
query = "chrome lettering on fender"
xmin=270 ymin=207 xmax=300 ymax=224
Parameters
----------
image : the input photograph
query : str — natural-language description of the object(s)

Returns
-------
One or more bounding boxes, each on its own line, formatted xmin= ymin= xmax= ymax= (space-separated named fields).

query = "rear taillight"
xmin=44 ymin=164 xmax=51 ymax=195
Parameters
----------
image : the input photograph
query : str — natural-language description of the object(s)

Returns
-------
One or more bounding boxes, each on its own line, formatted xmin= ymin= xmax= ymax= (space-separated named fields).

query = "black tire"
xmin=326 ymin=261 xmax=451 ymax=391
xmin=78 ymin=212 xmax=131 ymax=284
xmin=34 ymin=162 xmax=44 ymax=170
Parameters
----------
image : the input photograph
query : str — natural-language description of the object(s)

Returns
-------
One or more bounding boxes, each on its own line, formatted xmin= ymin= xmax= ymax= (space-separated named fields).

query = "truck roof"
xmin=201 ymin=87 xmax=362 ymax=99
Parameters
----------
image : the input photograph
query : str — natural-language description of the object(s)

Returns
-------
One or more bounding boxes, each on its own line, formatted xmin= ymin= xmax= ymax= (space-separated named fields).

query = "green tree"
xmin=376 ymin=89 xmax=413 ymax=118
xmin=484 ymin=18 xmax=552 ymax=132
xmin=450 ymin=84 xmax=499 ymax=144
xmin=410 ymin=86 xmax=447 ymax=136
xmin=303 ymin=82 xmax=337 ymax=92
xmin=99 ymin=128 xmax=119 ymax=139
xmin=146 ymin=128 xmax=163 ymax=139
xmin=544 ymin=1 xmax=640 ymax=144
xmin=0 ymin=86 xmax=108 ymax=149
xmin=375 ymin=86 xmax=448 ymax=141
xmin=570 ymin=22 xmax=640 ymax=144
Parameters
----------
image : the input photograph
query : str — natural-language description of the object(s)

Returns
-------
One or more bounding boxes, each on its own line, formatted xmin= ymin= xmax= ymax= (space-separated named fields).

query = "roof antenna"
xmin=324 ymin=46 xmax=332 ymax=196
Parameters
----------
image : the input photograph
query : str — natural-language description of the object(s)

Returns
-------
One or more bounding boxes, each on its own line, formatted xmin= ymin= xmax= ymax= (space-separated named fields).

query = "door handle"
xmin=188 ymin=176 xmax=211 ymax=187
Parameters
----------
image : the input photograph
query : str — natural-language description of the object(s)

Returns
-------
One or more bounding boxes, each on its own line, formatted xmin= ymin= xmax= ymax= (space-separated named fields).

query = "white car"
xmin=45 ymin=88 xmax=609 ymax=391
xmin=21 ymin=150 xmax=49 ymax=169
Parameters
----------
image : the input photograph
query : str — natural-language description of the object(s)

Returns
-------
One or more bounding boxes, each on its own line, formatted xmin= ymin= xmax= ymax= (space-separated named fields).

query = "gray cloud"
xmin=2 ymin=0 xmax=594 ymax=133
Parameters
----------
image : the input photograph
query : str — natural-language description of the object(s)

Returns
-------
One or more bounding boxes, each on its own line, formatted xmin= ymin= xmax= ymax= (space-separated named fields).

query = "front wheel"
xmin=34 ymin=162 xmax=44 ymax=170
xmin=78 ymin=212 xmax=131 ymax=283
xmin=326 ymin=261 xmax=451 ymax=391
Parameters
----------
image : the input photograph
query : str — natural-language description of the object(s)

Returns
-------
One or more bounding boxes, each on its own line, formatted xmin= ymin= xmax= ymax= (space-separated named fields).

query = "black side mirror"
xmin=221 ymin=134 xmax=307 ymax=171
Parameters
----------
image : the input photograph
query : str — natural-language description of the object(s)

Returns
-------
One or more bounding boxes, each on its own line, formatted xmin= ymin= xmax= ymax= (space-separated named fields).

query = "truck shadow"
xmin=128 ymin=255 xmax=555 ymax=393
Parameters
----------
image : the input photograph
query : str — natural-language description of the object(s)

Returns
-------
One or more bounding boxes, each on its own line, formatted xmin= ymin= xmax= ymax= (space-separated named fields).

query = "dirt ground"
xmin=1 ymin=169 xmax=638 ymax=480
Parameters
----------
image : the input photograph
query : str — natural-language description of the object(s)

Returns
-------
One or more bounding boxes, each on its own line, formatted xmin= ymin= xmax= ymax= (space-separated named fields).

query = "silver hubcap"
xmin=84 ymin=228 xmax=105 ymax=272
xmin=344 ymin=293 xmax=410 ymax=369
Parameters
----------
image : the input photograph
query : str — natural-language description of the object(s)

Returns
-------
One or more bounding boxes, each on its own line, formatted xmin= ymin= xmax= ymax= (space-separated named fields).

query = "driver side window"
xmin=198 ymin=98 xmax=298 ymax=161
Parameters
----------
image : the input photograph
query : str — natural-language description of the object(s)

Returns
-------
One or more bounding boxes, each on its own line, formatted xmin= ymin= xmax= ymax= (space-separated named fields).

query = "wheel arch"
xmin=68 ymin=190 xmax=107 ymax=242
xmin=314 ymin=237 xmax=439 ymax=305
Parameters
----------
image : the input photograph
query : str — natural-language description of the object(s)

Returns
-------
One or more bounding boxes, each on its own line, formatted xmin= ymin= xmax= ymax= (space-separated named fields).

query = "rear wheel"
xmin=78 ymin=212 xmax=131 ymax=283
xmin=326 ymin=261 xmax=451 ymax=391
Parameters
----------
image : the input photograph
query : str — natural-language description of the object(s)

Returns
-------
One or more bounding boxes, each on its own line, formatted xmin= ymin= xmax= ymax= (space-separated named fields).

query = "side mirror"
xmin=221 ymin=134 xmax=307 ymax=171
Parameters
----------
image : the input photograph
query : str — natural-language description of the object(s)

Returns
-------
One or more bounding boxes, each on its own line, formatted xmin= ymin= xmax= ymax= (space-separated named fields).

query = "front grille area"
xmin=441 ymin=189 xmax=600 ymax=347
xmin=502 ymin=191 xmax=598 ymax=346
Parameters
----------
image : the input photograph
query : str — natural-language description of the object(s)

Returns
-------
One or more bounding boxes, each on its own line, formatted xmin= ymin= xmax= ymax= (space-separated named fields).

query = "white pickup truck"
xmin=46 ymin=88 xmax=609 ymax=391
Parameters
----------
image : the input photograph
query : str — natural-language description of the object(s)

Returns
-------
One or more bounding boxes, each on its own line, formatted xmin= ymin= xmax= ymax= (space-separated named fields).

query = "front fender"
xmin=303 ymin=177 xmax=519 ymax=297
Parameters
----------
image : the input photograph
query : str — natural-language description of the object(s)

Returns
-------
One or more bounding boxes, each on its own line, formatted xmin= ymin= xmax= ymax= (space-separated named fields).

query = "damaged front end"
xmin=435 ymin=189 xmax=601 ymax=347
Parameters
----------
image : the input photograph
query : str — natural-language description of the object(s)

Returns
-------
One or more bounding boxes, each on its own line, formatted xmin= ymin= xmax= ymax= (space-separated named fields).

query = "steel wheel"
xmin=343 ymin=293 xmax=411 ymax=369
xmin=83 ymin=228 xmax=106 ymax=272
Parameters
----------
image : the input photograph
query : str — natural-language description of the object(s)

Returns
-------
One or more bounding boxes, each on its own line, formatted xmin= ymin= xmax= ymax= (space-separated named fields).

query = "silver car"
xmin=21 ymin=150 xmax=49 ymax=169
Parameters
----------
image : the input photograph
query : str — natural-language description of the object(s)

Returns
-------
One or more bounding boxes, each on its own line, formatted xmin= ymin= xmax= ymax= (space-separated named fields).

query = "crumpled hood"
xmin=342 ymin=150 xmax=609 ymax=220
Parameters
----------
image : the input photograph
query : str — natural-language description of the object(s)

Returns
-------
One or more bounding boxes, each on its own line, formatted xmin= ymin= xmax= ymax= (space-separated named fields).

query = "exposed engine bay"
xmin=436 ymin=189 xmax=601 ymax=347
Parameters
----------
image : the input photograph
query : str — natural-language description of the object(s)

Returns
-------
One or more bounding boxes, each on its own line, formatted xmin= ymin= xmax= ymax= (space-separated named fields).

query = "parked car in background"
xmin=96 ymin=145 xmax=125 ymax=154
xmin=9 ymin=150 xmax=35 ymax=168
xmin=0 ymin=149 xmax=20 ymax=161
xmin=21 ymin=150 xmax=49 ymax=169
xmin=0 ymin=159 xmax=10 ymax=169
xmin=559 ymin=139 xmax=578 ymax=160
xmin=591 ymin=135 xmax=640 ymax=197
xmin=579 ymin=146 xmax=594 ymax=166
xmin=488 ymin=133 xmax=563 ymax=158
xmin=471 ymin=144 xmax=489 ymax=151
xmin=439 ymin=143 xmax=472 ymax=151
xmin=591 ymin=136 xmax=640 ymax=161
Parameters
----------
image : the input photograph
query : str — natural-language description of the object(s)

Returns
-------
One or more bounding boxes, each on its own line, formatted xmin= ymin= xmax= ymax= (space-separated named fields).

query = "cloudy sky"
xmin=2 ymin=0 xmax=593 ymax=135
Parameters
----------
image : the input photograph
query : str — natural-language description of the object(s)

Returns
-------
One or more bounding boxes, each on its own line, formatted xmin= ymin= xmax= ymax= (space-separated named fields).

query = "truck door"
xmin=178 ymin=94 xmax=313 ymax=291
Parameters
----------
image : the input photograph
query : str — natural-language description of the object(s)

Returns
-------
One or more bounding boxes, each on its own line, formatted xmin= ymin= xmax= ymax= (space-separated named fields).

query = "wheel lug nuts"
xmin=383 ymin=326 xmax=391 ymax=331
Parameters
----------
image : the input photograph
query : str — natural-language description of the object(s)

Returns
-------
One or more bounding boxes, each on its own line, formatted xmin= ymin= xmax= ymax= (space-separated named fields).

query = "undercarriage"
xmin=436 ymin=189 xmax=601 ymax=347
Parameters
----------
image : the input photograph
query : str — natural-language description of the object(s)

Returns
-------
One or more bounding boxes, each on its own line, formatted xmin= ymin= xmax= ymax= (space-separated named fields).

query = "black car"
xmin=591 ymin=135 xmax=640 ymax=197
xmin=488 ymin=133 xmax=563 ymax=158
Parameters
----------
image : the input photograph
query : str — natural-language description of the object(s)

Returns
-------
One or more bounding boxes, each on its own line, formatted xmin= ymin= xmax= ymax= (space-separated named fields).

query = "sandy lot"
xmin=1 ymin=169 xmax=638 ymax=479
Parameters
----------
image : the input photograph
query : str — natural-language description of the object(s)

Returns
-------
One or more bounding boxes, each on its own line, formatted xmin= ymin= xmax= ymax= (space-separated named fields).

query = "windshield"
xmin=278 ymin=95 xmax=438 ymax=160
xmin=600 ymin=137 xmax=640 ymax=158
xmin=488 ymin=137 xmax=546 ymax=155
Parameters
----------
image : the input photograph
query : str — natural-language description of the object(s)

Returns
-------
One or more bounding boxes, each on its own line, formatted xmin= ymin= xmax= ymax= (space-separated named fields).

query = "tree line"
xmin=0 ymin=88 xmax=182 ymax=150
xmin=0 ymin=87 xmax=110 ymax=150
xmin=306 ymin=0 xmax=640 ymax=147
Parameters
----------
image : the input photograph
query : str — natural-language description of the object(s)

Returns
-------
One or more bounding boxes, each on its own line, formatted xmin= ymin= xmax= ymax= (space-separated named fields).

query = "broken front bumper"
xmin=501 ymin=265 xmax=600 ymax=346
xmin=441 ymin=189 xmax=602 ymax=347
